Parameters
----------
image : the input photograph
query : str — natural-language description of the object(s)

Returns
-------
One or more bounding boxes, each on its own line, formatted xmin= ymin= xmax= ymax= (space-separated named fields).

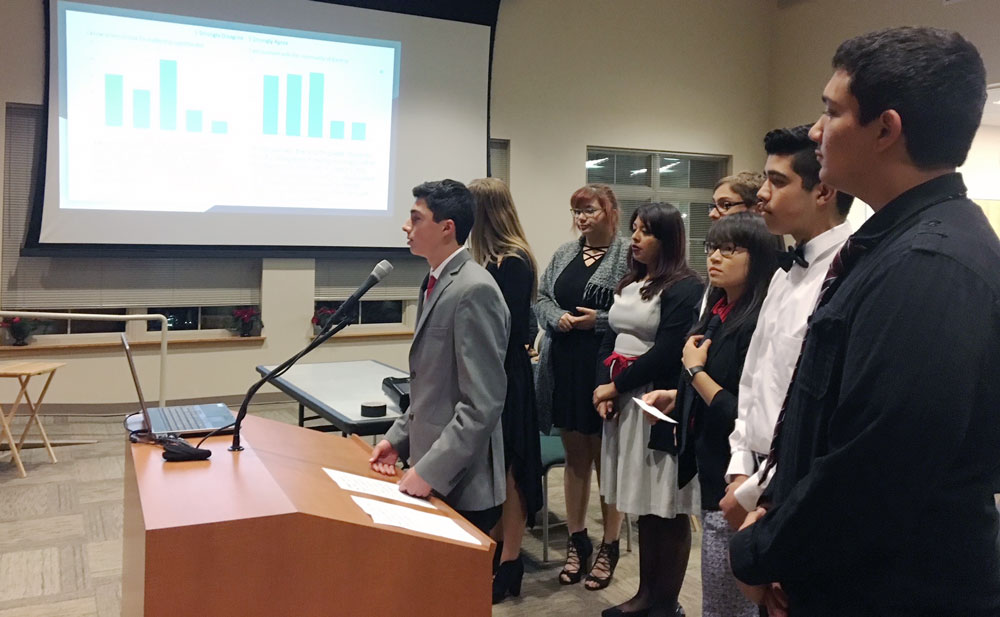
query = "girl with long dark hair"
xmin=643 ymin=212 xmax=780 ymax=617
xmin=591 ymin=202 xmax=703 ymax=614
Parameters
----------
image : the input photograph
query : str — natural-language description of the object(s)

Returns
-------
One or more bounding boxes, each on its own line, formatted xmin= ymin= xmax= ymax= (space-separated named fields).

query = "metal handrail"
xmin=0 ymin=311 xmax=168 ymax=407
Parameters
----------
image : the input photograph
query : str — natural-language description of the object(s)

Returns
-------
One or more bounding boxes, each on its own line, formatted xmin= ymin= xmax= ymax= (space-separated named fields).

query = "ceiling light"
xmin=630 ymin=168 xmax=648 ymax=176
xmin=586 ymin=157 xmax=609 ymax=169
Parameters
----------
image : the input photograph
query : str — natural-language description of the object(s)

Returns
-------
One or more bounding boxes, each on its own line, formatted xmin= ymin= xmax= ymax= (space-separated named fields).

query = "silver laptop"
xmin=121 ymin=334 xmax=235 ymax=438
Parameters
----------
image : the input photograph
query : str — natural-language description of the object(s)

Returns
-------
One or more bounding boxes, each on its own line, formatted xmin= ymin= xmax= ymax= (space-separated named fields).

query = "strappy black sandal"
xmin=558 ymin=529 xmax=593 ymax=585
xmin=584 ymin=539 xmax=620 ymax=590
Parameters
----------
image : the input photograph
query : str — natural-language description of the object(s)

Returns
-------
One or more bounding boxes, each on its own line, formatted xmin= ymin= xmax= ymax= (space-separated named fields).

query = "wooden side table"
xmin=0 ymin=360 xmax=65 ymax=478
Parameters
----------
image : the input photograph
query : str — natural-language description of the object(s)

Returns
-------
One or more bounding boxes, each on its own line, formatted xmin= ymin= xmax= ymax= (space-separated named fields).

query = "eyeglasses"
xmin=708 ymin=200 xmax=749 ymax=214
xmin=570 ymin=207 xmax=602 ymax=219
xmin=703 ymin=242 xmax=748 ymax=258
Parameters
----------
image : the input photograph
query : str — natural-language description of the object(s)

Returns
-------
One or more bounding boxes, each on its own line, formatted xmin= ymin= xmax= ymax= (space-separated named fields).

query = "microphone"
xmin=698 ymin=314 xmax=722 ymax=348
xmin=227 ymin=260 xmax=393 ymax=453
xmin=320 ymin=260 xmax=394 ymax=330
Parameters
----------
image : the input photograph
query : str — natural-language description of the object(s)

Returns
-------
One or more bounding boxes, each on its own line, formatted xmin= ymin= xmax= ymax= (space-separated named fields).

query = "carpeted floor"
xmin=0 ymin=403 xmax=705 ymax=617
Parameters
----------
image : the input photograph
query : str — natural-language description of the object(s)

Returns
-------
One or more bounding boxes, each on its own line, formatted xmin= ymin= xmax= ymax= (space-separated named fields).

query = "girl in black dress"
xmin=534 ymin=184 xmax=630 ymax=590
xmin=468 ymin=178 xmax=543 ymax=604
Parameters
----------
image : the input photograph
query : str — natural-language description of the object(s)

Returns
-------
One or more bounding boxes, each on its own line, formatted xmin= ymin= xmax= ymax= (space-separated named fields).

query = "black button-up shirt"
xmin=730 ymin=173 xmax=1000 ymax=616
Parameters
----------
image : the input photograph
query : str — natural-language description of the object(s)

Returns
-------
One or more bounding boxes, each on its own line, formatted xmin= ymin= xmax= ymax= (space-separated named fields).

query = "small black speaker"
xmin=381 ymin=376 xmax=410 ymax=412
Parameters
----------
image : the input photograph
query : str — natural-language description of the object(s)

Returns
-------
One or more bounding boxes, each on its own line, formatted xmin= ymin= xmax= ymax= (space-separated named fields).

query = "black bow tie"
xmin=777 ymin=245 xmax=809 ymax=272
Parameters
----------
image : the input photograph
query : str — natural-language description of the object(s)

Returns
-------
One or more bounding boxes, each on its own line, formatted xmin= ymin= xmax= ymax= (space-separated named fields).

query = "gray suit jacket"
xmin=385 ymin=249 xmax=510 ymax=511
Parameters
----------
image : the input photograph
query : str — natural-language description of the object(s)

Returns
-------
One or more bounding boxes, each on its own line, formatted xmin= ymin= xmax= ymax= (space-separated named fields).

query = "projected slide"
xmin=61 ymin=4 xmax=399 ymax=213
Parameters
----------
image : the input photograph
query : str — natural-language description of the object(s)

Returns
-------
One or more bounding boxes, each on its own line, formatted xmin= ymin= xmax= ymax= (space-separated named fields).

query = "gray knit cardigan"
xmin=533 ymin=235 xmax=630 ymax=433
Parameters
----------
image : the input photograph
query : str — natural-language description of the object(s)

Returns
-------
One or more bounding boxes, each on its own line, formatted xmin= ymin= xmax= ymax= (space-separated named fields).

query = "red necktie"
xmin=425 ymin=275 xmax=437 ymax=301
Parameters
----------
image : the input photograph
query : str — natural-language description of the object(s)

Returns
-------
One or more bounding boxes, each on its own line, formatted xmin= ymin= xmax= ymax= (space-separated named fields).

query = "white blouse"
xmin=608 ymin=280 xmax=660 ymax=358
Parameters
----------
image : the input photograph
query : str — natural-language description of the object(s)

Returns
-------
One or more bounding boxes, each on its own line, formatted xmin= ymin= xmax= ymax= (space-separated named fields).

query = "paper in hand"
xmin=632 ymin=397 xmax=678 ymax=423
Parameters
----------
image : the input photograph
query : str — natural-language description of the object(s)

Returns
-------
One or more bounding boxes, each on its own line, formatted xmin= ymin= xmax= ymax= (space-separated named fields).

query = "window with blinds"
xmin=2 ymin=104 xmax=261 ymax=310
xmin=489 ymin=138 xmax=510 ymax=185
xmin=586 ymin=147 xmax=728 ymax=276
xmin=315 ymin=253 xmax=427 ymax=303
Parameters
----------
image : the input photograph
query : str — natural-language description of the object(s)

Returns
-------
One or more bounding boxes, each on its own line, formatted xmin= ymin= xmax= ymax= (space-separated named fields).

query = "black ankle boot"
xmin=492 ymin=556 xmax=524 ymax=604
xmin=492 ymin=541 xmax=504 ymax=573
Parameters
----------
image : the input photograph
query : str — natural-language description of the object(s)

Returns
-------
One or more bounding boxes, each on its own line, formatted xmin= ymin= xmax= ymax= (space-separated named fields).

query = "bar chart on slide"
xmin=103 ymin=60 xmax=230 ymax=133
xmin=64 ymin=5 xmax=399 ymax=213
xmin=101 ymin=61 xmax=369 ymax=139
xmin=261 ymin=73 xmax=367 ymax=140
xmin=104 ymin=60 xmax=376 ymax=141
xmin=104 ymin=60 xmax=378 ymax=141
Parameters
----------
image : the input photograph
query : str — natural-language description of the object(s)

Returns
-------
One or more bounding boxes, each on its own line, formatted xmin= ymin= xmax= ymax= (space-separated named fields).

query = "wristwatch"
xmin=685 ymin=365 xmax=706 ymax=381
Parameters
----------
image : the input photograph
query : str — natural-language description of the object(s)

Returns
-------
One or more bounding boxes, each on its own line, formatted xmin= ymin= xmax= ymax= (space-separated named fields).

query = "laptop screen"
xmin=120 ymin=334 xmax=151 ymax=431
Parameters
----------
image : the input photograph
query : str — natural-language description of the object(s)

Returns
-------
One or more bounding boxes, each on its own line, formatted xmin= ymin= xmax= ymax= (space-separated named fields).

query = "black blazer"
xmin=671 ymin=305 xmax=760 ymax=510
xmin=596 ymin=277 xmax=703 ymax=393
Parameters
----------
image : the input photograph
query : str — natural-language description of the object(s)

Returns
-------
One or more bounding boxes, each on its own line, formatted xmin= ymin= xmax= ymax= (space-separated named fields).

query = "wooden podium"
xmin=122 ymin=415 xmax=493 ymax=617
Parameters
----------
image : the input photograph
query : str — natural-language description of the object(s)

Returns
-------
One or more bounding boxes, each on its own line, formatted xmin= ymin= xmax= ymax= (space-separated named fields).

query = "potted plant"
xmin=229 ymin=307 xmax=263 ymax=337
xmin=1 ymin=317 xmax=35 ymax=346
xmin=311 ymin=306 xmax=337 ymax=335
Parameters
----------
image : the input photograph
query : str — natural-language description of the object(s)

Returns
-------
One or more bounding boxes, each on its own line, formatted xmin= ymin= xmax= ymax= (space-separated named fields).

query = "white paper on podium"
xmin=632 ymin=397 xmax=678 ymax=423
xmin=323 ymin=468 xmax=437 ymax=509
xmin=351 ymin=496 xmax=482 ymax=545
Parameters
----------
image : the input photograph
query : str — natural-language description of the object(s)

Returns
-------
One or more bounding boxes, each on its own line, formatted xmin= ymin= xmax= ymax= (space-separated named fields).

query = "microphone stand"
xmin=229 ymin=313 xmax=355 ymax=452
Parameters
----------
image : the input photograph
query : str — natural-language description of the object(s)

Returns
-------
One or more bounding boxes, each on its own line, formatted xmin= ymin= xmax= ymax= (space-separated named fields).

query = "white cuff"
xmin=725 ymin=450 xmax=756 ymax=483
xmin=734 ymin=472 xmax=765 ymax=512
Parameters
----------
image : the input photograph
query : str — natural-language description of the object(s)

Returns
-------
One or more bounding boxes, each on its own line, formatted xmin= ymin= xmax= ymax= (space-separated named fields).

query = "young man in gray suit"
xmin=370 ymin=179 xmax=510 ymax=533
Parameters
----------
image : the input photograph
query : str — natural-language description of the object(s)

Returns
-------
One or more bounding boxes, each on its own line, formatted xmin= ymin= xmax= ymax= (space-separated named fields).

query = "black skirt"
xmin=501 ymin=344 xmax=543 ymax=527
xmin=550 ymin=329 xmax=603 ymax=435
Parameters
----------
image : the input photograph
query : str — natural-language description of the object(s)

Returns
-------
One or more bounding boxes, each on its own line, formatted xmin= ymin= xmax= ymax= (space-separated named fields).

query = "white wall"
xmin=491 ymin=0 xmax=775 ymax=264
xmin=962 ymin=123 xmax=1000 ymax=233
xmin=962 ymin=125 xmax=1000 ymax=201
xmin=769 ymin=0 xmax=1000 ymax=129
xmin=767 ymin=0 xmax=1000 ymax=233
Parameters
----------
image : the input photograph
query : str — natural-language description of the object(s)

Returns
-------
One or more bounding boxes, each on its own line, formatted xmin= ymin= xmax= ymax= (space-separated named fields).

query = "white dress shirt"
xmin=426 ymin=246 xmax=467 ymax=299
xmin=727 ymin=221 xmax=852 ymax=511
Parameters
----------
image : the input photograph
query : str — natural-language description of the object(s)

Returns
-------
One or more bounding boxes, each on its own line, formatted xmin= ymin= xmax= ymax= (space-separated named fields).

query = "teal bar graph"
xmin=211 ymin=121 xmax=228 ymax=134
xmin=308 ymin=73 xmax=324 ymax=138
xmin=186 ymin=110 xmax=202 ymax=132
xmin=286 ymin=74 xmax=302 ymax=136
xmin=263 ymin=75 xmax=278 ymax=135
xmin=105 ymin=75 xmax=123 ymax=126
xmin=132 ymin=90 xmax=150 ymax=129
xmin=351 ymin=122 xmax=366 ymax=140
xmin=330 ymin=121 xmax=345 ymax=139
xmin=160 ymin=60 xmax=177 ymax=130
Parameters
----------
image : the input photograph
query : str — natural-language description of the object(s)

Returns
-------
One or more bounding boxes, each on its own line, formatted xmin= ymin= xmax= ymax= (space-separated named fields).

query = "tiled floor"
xmin=0 ymin=405 xmax=705 ymax=617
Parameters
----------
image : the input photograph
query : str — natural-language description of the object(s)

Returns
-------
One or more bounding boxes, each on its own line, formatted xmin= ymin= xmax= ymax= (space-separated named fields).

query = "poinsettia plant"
xmin=229 ymin=307 xmax=262 ymax=336
xmin=1 ymin=317 xmax=35 ymax=345
xmin=232 ymin=307 xmax=260 ymax=323
xmin=311 ymin=306 xmax=336 ymax=328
